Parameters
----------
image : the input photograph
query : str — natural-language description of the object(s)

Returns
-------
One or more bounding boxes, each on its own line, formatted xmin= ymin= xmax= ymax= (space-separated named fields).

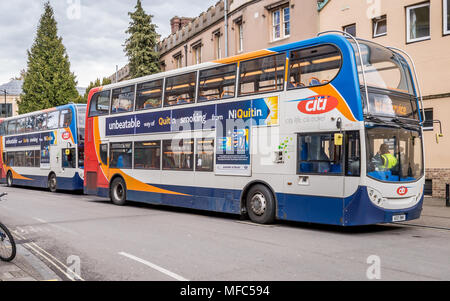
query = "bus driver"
xmin=375 ymin=143 xmax=398 ymax=171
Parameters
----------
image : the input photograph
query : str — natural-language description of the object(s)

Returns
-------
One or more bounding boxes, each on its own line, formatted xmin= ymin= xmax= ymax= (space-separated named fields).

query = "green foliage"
xmin=124 ymin=0 xmax=160 ymax=79
xmin=81 ymin=78 xmax=112 ymax=103
xmin=19 ymin=2 xmax=79 ymax=114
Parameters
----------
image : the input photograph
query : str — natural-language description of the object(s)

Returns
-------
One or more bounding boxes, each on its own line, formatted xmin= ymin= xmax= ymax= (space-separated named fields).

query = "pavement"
xmin=0 ymin=193 xmax=450 ymax=281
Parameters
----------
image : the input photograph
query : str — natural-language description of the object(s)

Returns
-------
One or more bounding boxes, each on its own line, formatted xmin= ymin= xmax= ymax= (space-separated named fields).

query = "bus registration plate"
xmin=392 ymin=214 xmax=406 ymax=222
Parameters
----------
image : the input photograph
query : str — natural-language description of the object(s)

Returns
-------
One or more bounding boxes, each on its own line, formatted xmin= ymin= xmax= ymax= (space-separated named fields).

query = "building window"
xmin=373 ymin=15 xmax=387 ymax=37
xmin=162 ymin=139 xmax=194 ymax=171
xmin=343 ymin=23 xmax=356 ymax=37
xmin=444 ymin=0 xmax=450 ymax=35
xmin=422 ymin=108 xmax=434 ymax=130
xmin=174 ymin=54 xmax=183 ymax=69
xmin=214 ymin=31 xmax=221 ymax=59
xmin=272 ymin=6 xmax=290 ymax=41
xmin=406 ymin=2 xmax=430 ymax=43
xmin=0 ymin=103 xmax=12 ymax=118
xmin=237 ymin=21 xmax=244 ymax=53
xmin=192 ymin=43 xmax=202 ymax=65
xmin=134 ymin=141 xmax=161 ymax=170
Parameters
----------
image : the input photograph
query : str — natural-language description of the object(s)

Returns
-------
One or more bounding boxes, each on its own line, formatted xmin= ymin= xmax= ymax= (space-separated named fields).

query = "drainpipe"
xmin=224 ymin=0 xmax=229 ymax=58
xmin=184 ymin=44 xmax=188 ymax=67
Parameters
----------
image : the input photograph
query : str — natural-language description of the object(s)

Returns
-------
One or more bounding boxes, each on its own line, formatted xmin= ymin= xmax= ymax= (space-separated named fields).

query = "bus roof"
xmin=2 ymin=103 xmax=86 ymax=122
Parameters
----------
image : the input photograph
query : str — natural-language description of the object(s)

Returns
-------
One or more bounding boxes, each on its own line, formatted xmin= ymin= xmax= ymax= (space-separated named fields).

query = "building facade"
xmin=0 ymin=79 xmax=23 ymax=117
xmin=319 ymin=0 xmax=450 ymax=197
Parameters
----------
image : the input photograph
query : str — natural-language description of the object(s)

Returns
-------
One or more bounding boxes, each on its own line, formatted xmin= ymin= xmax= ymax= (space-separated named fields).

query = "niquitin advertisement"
xmin=105 ymin=96 xmax=279 ymax=176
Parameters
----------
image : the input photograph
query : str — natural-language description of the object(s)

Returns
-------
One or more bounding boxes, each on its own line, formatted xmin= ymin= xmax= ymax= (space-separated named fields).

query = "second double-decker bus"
xmin=0 ymin=104 xmax=86 ymax=191
xmin=84 ymin=32 xmax=425 ymax=226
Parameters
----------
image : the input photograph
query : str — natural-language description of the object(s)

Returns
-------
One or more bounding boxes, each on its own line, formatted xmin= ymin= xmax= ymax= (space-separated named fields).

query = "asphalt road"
xmin=0 ymin=185 xmax=449 ymax=281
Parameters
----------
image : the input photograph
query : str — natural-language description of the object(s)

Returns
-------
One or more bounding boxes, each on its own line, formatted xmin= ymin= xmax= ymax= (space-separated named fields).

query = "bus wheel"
xmin=48 ymin=173 xmax=57 ymax=192
xmin=246 ymin=184 xmax=275 ymax=224
xmin=110 ymin=177 xmax=127 ymax=206
xmin=6 ymin=172 xmax=13 ymax=187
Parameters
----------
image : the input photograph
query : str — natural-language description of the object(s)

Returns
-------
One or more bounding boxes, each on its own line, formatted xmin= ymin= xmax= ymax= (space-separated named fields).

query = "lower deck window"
xmin=110 ymin=142 xmax=132 ymax=169
xmin=6 ymin=150 xmax=40 ymax=167
xmin=196 ymin=138 xmax=214 ymax=172
xmin=134 ymin=141 xmax=161 ymax=170
xmin=297 ymin=133 xmax=343 ymax=174
xmin=163 ymin=139 xmax=194 ymax=171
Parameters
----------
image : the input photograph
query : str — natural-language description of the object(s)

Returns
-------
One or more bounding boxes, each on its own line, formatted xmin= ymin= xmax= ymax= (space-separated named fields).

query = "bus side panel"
xmin=277 ymin=193 xmax=345 ymax=225
xmin=126 ymin=184 xmax=242 ymax=215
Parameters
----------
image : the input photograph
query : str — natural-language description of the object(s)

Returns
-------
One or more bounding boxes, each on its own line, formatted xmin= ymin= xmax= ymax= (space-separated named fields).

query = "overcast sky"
xmin=0 ymin=0 xmax=216 ymax=88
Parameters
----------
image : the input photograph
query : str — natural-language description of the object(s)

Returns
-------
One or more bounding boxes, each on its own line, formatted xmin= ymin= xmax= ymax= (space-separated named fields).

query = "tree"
xmin=19 ymin=1 xmax=79 ymax=114
xmin=124 ymin=0 xmax=160 ymax=79
xmin=82 ymin=77 xmax=112 ymax=103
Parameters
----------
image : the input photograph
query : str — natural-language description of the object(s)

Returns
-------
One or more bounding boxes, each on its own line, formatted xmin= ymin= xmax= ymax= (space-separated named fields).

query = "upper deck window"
xmin=60 ymin=109 xmax=73 ymax=128
xmin=288 ymin=44 xmax=342 ymax=89
xmin=7 ymin=120 xmax=16 ymax=135
xmin=89 ymin=90 xmax=110 ymax=117
xmin=164 ymin=72 xmax=197 ymax=106
xmin=136 ymin=79 xmax=163 ymax=110
xmin=198 ymin=64 xmax=236 ymax=102
xmin=35 ymin=114 xmax=47 ymax=131
xmin=238 ymin=53 xmax=285 ymax=96
xmin=47 ymin=110 xmax=60 ymax=130
xmin=111 ymin=86 xmax=135 ymax=114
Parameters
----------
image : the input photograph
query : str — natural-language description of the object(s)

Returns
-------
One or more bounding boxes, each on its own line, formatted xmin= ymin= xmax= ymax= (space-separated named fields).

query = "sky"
xmin=0 ymin=0 xmax=216 ymax=88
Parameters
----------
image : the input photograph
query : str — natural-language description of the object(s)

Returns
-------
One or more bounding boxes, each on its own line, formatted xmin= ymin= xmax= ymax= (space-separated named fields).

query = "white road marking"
xmin=118 ymin=252 xmax=189 ymax=281
xmin=33 ymin=217 xmax=78 ymax=235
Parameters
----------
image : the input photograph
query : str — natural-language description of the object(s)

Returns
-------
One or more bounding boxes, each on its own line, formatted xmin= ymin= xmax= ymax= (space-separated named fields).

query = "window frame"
xmin=110 ymin=85 xmax=136 ymax=115
xmin=238 ymin=53 xmax=287 ymax=97
xmin=271 ymin=6 xmax=290 ymax=41
xmin=88 ymin=90 xmax=111 ymax=117
xmin=162 ymin=139 xmax=194 ymax=171
xmin=135 ymin=78 xmax=164 ymax=111
xmin=343 ymin=23 xmax=356 ymax=37
xmin=164 ymin=71 xmax=198 ymax=107
xmin=444 ymin=0 xmax=450 ymax=35
xmin=198 ymin=63 xmax=237 ymax=102
xmin=287 ymin=44 xmax=343 ymax=91
xmin=372 ymin=15 xmax=387 ymax=38
xmin=109 ymin=142 xmax=133 ymax=169
xmin=133 ymin=140 xmax=161 ymax=170
xmin=406 ymin=2 xmax=431 ymax=44
xmin=195 ymin=138 xmax=215 ymax=172
xmin=296 ymin=131 xmax=346 ymax=176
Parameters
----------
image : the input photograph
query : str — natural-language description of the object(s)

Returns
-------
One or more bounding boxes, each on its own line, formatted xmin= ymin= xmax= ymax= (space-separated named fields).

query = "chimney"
xmin=170 ymin=16 xmax=193 ymax=34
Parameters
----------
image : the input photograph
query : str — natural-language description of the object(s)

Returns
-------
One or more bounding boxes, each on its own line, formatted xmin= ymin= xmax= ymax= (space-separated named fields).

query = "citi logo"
xmin=397 ymin=186 xmax=408 ymax=196
xmin=62 ymin=131 xmax=71 ymax=140
xmin=297 ymin=95 xmax=339 ymax=115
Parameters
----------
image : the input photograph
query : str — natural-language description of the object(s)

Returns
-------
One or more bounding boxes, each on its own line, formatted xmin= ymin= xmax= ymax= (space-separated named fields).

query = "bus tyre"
xmin=110 ymin=177 xmax=127 ymax=206
xmin=246 ymin=184 xmax=275 ymax=224
xmin=6 ymin=172 xmax=13 ymax=187
xmin=48 ymin=173 xmax=57 ymax=192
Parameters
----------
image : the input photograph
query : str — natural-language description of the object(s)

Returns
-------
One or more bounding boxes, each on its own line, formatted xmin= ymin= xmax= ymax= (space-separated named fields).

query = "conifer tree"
xmin=124 ymin=0 xmax=160 ymax=79
xmin=19 ymin=2 xmax=78 ymax=114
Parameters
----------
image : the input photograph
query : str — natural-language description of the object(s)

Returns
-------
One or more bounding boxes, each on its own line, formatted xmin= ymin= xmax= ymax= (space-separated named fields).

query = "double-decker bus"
xmin=84 ymin=33 xmax=425 ymax=226
xmin=0 ymin=104 xmax=86 ymax=192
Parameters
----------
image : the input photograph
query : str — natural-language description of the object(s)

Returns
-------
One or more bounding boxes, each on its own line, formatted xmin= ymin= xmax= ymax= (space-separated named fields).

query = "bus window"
xmin=35 ymin=114 xmax=47 ymax=131
xmin=136 ymin=79 xmax=163 ymax=110
xmin=198 ymin=64 xmax=236 ymax=102
xmin=62 ymin=148 xmax=76 ymax=168
xmin=297 ymin=133 xmax=343 ymax=174
xmin=60 ymin=109 xmax=73 ymax=128
xmin=100 ymin=144 xmax=108 ymax=166
xmin=16 ymin=118 xmax=26 ymax=134
xmin=47 ymin=111 xmax=60 ymax=130
xmin=195 ymin=138 xmax=214 ymax=171
xmin=25 ymin=151 xmax=34 ymax=167
xmin=162 ymin=139 xmax=194 ymax=171
xmin=34 ymin=150 xmax=40 ymax=167
xmin=164 ymin=72 xmax=197 ymax=106
xmin=26 ymin=116 xmax=36 ymax=133
xmin=238 ymin=53 xmax=285 ymax=96
xmin=111 ymin=86 xmax=135 ymax=114
xmin=7 ymin=120 xmax=16 ymax=135
xmin=345 ymin=132 xmax=361 ymax=177
xmin=15 ymin=151 xmax=25 ymax=167
xmin=134 ymin=141 xmax=161 ymax=170
xmin=89 ymin=90 xmax=110 ymax=117
xmin=110 ymin=142 xmax=132 ymax=169
xmin=6 ymin=152 xmax=14 ymax=166
xmin=288 ymin=45 xmax=342 ymax=89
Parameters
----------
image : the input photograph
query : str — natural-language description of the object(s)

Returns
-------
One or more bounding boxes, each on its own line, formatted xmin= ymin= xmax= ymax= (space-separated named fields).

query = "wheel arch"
xmin=240 ymin=180 xmax=278 ymax=216
xmin=109 ymin=173 xmax=126 ymax=196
